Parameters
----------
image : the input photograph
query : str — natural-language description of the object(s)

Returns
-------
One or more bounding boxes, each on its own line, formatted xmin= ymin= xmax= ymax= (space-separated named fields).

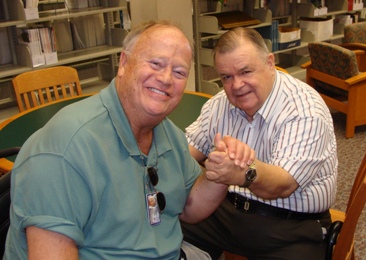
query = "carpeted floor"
xmin=331 ymin=111 xmax=366 ymax=259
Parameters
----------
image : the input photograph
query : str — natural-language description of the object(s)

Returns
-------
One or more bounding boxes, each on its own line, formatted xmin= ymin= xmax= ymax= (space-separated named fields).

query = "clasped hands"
xmin=205 ymin=133 xmax=255 ymax=186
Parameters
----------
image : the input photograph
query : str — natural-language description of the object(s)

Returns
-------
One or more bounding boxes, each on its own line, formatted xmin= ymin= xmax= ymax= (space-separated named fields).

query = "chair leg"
xmin=345 ymin=116 xmax=355 ymax=138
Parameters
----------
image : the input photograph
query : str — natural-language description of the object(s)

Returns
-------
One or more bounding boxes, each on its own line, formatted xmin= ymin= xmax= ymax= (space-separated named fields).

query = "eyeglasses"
xmin=147 ymin=167 xmax=166 ymax=212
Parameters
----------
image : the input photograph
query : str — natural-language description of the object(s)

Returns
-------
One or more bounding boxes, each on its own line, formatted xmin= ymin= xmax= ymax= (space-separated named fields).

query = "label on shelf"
xmin=45 ymin=52 xmax=58 ymax=65
xmin=24 ymin=7 xmax=39 ymax=20
xmin=31 ymin=53 xmax=45 ymax=67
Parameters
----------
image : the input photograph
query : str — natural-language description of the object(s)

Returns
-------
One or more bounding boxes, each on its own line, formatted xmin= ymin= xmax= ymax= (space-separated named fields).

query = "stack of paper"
xmin=20 ymin=28 xmax=44 ymax=67
xmin=39 ymin=27 xmax=58 ymax=65
xmin=19 ymin=26 xmax=58 ymax=67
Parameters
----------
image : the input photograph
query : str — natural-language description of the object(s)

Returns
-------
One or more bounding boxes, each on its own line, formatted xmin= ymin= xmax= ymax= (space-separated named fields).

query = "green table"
xmin=0 ymin=95 xmax=92 ymax=162
xmin=0 ymin=91 xmax=211 ymax=163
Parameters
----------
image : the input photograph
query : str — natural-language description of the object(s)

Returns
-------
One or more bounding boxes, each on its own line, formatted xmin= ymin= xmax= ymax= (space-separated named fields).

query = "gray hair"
xmin=213 ymin=27 xmax=269 ymax=62
xmin=122 ymin=20 xmax=194 ymax=58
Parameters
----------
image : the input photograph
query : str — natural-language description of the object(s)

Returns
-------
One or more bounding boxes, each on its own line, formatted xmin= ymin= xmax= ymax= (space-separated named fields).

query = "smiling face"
xmin=215 ymin=39 xmax=275 ymax=118
xmin=116 ymin=25 xmax=192 ymax=128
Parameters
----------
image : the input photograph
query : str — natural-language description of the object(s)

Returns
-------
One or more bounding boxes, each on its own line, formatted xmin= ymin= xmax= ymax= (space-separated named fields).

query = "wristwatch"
xmin=240 ymin=163 xmax=257 ymax=188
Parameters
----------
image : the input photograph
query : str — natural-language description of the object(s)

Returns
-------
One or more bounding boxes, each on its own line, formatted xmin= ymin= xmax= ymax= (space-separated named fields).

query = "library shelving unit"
xmin=0 ymin=0 xmax=129 ymax=107
xmin=192 ymin=0 xmax=365 ymax=95
xmin=277 ymin=0 xmax=364 ymax=80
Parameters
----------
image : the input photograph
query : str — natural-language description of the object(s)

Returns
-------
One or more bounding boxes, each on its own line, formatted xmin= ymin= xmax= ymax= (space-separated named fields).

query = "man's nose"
xmin=233 ymin=76 xmax=244 ymax=89
xmin=156 ymin=69 xmax=173 ymax=85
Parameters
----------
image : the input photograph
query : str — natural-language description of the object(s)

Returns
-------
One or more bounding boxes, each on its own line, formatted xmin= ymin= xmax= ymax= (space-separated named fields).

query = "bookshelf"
xmin=0 ymin=0 xmax=129 ymax=108
xmin=192 ymin=0 xmax=366 ymax=95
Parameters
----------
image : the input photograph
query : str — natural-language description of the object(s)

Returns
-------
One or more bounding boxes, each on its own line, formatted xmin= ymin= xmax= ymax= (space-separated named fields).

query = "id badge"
xmin=146 ymin=192 xmax=161 ymax=225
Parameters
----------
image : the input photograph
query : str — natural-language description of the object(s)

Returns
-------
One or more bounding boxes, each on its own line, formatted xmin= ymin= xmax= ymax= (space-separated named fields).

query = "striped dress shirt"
xmin=186 ymin=70 xmax=338 ymax=213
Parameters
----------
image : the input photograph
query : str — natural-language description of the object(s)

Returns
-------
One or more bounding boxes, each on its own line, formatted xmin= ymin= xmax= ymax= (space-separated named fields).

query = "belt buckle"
xmin=244 ymin=198 xmax=250 ymax=212
xmin=234 ymin=194 xmax=250 ymax=212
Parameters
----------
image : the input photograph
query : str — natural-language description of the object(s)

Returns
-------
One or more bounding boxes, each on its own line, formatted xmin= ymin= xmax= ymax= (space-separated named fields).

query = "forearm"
xmin=248 ymin=160 xmax=299 ymax=199
xmin=179 ymin=173 xmax=228 ymax=224
xmin=27 ymin=226 xmax=78 ymax=260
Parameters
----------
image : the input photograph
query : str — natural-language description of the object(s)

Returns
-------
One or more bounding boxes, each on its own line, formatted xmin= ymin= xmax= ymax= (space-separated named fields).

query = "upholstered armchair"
xmin=301 ymin=42 xmax=366 ymax=138
xmin=340 ymin=22 xmax=366 ymax=72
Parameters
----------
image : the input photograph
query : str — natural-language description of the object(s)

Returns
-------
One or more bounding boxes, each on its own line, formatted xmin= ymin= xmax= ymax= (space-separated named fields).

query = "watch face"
xmin=247 ymin=168 xmax=257 ymax=181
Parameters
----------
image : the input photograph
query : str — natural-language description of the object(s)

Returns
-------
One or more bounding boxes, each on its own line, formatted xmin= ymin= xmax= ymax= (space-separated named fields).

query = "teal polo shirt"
xmin=5 ymin=79 xmax=202 ymax=259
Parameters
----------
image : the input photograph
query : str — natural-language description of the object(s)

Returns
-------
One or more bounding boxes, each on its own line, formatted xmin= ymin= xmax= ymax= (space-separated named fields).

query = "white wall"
xmin=129 ymin=0 xmax=196 ymax=91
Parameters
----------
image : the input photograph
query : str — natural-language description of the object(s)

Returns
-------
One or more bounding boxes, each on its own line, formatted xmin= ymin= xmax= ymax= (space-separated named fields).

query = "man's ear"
xmin=119 ymin=51 xmax=128 ymax=67
xmin=117 ymin=51 xmax=128 ymax=77
xmin=267 ymin=53 xmax=275 ymax=69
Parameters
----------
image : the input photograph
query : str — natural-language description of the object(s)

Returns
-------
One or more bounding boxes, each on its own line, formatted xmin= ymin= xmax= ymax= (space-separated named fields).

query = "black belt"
xmin=227 ymin=192 xmax=329 ymax=220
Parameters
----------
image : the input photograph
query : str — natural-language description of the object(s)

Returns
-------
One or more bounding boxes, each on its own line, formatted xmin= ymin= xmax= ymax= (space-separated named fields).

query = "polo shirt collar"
xmin=99 ymin=79 xmax=171 ymax=158
xmin=230 ymin=70 xmax=281 ymax=124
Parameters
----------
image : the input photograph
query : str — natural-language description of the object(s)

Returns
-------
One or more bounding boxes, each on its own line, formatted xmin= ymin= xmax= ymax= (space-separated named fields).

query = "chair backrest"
xmin=343 ymin=22 xmax=366 ymax=44
xmin=275 ymin=66 xmax=289 ymax=74
xmin=167 ymin=91 xmax=212 ymax=131
xmin=332 ymin=152 xmax=366 ymax=260
xmin=12 ymin=66 xmax=82 ymax=112
xmin=308 ymin=42 xmax=359 ymax=80
xmin=0 ymin=147 xmax=20 ymax=257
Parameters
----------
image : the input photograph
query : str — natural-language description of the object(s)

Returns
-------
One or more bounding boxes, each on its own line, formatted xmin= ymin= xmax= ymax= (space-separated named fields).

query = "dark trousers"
xmin=181 ymin=197 xmax=331 ymax=260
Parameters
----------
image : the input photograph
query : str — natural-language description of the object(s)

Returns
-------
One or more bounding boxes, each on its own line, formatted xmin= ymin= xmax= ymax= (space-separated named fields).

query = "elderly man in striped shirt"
xmin=181 ymin=27 xmax=337 ymax=260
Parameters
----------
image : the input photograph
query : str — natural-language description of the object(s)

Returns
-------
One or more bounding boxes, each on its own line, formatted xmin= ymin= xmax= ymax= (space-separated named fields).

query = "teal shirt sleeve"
xmin=12 ymin=154 xmax=91 ymax=248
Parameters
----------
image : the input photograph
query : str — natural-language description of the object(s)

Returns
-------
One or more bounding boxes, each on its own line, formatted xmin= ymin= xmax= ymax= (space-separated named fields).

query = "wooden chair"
xmin=340 ymin=22 xmax=366 ymax=72
xmin=301 ymin=42 xmax=366 ymax=138
xmin=326 ymin=152 xmax=366 ymax=260
xmin=12 ymin=66 xmax=83 ymax=112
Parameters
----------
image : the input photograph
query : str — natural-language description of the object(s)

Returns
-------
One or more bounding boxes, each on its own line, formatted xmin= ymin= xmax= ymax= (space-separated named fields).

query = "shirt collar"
xmin=230 ymin=70 xmax=281 ymax=123
xmin=99 ymin=79 xmax=171 ymax=158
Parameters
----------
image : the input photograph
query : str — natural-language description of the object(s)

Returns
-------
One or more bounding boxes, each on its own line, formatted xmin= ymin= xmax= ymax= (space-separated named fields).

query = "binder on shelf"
xmin=54 ymin=19 xmax=74 ymax=53
xmin=71 ymin=14 xmax=105 ymax=49
xmin=0 ymin=28 xmax=12 ymax=65
xmin=70 ymin=19 xmax=85 ymax=50
xmin=348 ymin=0 xmax=353 ymax=10
xmin=65 ymin=0 xmax=88 ymax=10
xmin=93 ymin=13 xmax=106 ymax=45
xmin=268 ymin=0 xmax=290 ymax=17
xmin=348 ymin=0 xmax=364 ymax=10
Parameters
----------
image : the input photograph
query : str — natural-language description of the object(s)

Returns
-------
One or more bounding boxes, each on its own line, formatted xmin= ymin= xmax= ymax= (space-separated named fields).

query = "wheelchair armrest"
xmin=325 ymin=221 xmax=343 ymax=260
